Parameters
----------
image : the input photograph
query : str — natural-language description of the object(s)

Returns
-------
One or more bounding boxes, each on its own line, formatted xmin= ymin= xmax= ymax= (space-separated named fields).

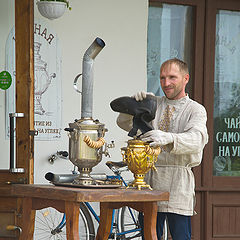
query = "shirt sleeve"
xmin=170 ymin=103 xmax=209 ymax=155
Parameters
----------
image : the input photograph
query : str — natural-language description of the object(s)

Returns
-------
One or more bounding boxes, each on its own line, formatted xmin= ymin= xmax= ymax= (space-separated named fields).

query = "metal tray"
xmin=52 ymin=182 xmax=123 ymax=189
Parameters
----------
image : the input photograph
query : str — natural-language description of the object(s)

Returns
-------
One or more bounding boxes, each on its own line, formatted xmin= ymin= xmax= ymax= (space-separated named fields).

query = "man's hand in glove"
xmin=140 ymin=130 xmax=173 ymax=147
xmin=132 ymin=91 xmax=155 ymax=101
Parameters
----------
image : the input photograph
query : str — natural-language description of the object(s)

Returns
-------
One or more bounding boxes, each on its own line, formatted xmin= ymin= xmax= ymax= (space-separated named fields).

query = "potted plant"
xmin=36 ymin=0 xmax=71 ymax=20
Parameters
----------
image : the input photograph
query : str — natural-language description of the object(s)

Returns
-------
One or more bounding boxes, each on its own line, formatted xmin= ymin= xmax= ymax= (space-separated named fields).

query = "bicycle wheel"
xmin=117 ymin=206 xmax=142 ymax=240
xmin=34 ymin=202 xmax=95 ymax=240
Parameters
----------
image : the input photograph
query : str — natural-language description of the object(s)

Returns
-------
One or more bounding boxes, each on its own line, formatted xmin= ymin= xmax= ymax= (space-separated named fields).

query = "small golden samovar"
xmin=121 ymin=139 xmax=161 ymax=190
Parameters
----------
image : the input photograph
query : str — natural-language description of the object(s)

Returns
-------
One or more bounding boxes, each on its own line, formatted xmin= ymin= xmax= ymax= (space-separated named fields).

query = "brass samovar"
xmin=65 ymin=37 xmax=113 ymax=185
xmin=121 ymin=139 xmax=161 ymax=190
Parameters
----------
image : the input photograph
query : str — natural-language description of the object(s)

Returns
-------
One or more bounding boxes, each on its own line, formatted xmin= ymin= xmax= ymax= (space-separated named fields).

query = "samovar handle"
xmin=73 ymin=73 xmax=82 ymax=93
xmin=145 ymin=145 xmax=161 ymax=156
xmin=83 ymin=135 xmax=105 ymax=149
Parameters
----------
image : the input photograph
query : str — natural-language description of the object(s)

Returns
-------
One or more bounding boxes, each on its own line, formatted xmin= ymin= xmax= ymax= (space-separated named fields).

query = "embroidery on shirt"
xmin=158 ymin=105 xmax=175 ymax=132
xmin=158 ymin=105 xmax=175 ymax=152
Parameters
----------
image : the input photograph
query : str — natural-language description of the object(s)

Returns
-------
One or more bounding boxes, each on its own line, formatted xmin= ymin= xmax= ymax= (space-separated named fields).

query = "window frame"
xmin=204 ymin=0 xmax=240 ymax=188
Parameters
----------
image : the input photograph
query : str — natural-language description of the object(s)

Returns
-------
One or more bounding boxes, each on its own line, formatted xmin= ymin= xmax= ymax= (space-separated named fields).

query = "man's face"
xmin=160 ymin=63 xmax=189 ymax=100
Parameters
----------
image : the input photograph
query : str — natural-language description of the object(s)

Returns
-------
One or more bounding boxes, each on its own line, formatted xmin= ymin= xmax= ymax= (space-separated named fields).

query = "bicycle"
xmin=34 ymin=152 xmax=142 ymax=240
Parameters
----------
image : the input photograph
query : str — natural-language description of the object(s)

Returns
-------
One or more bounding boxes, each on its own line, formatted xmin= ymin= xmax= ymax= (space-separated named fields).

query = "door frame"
xmin=0 ymin=0 xmax=34 ymax=185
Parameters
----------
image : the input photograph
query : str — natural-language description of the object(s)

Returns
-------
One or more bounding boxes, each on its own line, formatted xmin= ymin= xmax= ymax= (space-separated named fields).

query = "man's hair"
xmin=160 ymin=58 xmax=189 ymax=75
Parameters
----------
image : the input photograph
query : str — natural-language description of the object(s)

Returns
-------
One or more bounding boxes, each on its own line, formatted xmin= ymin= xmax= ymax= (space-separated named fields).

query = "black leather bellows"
xmin=110 ymin=95 xmax=157 ymax=137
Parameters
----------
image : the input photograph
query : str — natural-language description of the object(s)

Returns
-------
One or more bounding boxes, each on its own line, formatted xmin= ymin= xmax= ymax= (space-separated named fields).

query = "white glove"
xmin=132 ymin=91 xmax=155 ymax=101
xmin=140 ymin=130 xmax=173 ymax=147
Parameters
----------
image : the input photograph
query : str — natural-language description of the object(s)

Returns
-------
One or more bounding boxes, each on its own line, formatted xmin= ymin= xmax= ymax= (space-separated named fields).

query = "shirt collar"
xmin=164 ymin=94 xmax=189 ymax=106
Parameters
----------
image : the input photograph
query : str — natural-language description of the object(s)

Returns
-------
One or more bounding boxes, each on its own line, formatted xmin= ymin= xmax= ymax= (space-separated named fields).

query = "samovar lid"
xmin=69 ymin=118 xmax=106 ymax=131
xmin=127 ymin=139 xmax=148 ymax=147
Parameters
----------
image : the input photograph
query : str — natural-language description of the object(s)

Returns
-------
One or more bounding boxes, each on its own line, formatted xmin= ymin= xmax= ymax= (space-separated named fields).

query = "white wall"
xmin=0 ymin=0 xmax=148 ymax=183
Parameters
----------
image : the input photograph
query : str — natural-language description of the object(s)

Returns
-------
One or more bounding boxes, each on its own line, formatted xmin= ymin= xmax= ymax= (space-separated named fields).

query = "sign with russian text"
xmin=5 ymin=18 xmax=62 ymax=140
xmin=213 ymin=10 xmax=240 ymax=176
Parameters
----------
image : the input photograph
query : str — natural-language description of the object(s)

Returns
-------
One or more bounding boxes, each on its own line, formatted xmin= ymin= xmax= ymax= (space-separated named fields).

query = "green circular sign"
xmin=0 ymin=71 xmax=12 ymax=90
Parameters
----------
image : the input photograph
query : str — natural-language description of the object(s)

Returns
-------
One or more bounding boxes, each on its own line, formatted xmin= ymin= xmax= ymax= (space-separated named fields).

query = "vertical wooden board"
xmin=192 ymin=191 xmax=202 ymax=240
xmin=15 ymin=0 xmax=34 ymax=183
xmin=213 ymin=205 xmax=240 ymax=237
xmin=65 ymin=201 xmax=80 ymax=240
xmin=17 ymin=197 xmax=35 ymax=240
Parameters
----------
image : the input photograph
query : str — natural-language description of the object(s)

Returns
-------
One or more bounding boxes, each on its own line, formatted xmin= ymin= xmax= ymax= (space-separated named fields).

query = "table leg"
xmin=17 ymin=197 xmax=35 ymax=240
xmin=65 ymin=201 xmax=80 ymax=240
xmin=111 ymin=201 xmax=158 ymax=240
xmin=96 ymin=201 xmax=158 ymax=240
xmin=142 ymin=202 xmax=158 ymax=240
xmin=96 ymin=202 xmax=113 ymax=240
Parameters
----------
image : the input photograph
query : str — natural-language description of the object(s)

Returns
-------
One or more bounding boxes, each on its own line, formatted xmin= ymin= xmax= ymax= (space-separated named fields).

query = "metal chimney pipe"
xmin=81 ymin=37 xmax=105 ymax=119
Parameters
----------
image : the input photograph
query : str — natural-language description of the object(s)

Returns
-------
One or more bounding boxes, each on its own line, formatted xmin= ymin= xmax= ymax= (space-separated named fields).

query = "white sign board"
xmin=5 ymin=19 xmax=62 ymax=140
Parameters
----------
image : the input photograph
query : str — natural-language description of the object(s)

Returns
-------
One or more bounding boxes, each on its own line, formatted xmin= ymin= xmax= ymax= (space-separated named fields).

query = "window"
xmin=213 ymin=10 xmax=240 ymax=176
xmin=147 ymin=3 xmax=194 ymax=97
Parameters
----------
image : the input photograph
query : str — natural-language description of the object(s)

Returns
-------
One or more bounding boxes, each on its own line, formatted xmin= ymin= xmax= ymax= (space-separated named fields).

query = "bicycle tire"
xmin=117 ymin=206 xmax=142 ymax=240
xmin=80 ymin=202 xmax=95 ymax=240
xmin=34 ymin=202 xmax=95 ymax=240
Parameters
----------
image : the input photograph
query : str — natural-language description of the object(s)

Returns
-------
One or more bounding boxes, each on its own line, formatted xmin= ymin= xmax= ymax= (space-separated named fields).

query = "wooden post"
xmin=96 ymin=202 xmax=114 ymax=240
xmin=15 ymin=0 xmax=34 ymax=183
xmin=17 ymin=197 xmax=35 ymax=240
xmin=65 ymin=201 xmax=80 ymax=240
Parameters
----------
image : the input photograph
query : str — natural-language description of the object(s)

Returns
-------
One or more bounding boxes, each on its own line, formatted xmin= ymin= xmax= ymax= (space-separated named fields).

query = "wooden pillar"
xmin=96 ymin=202 xmax=114 ymax=240
xmin=65 ymin=201 xmax=80 ymax=240
xmin=17 ymin=197 xmax=35 ymax=240
xmin=15 ymin=0 xmax=34 ymax=183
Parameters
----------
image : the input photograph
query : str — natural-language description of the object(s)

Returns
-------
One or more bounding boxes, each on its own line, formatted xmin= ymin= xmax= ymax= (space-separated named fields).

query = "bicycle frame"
xmin=50 ymin=213 xmax=66 ymax=235
xmin=85 ymin=201 xmax=141 ymax=238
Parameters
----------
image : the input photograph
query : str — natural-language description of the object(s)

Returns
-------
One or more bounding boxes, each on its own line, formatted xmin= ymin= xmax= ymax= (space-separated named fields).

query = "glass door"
xmin=0 ymin=0 xmax=34 ymax=184
xmin=203 ymin=0 xmax=240 ymax=187
xmin=213 ymin=10 xmax=240 ymax=177
xmin=0 ymin=0 xmax=15 ymax=170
